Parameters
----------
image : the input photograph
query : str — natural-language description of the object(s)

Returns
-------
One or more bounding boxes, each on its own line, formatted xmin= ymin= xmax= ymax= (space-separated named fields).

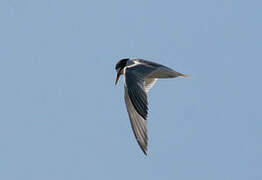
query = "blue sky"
xmin=0 ymin=0 xmax=261 ymax=179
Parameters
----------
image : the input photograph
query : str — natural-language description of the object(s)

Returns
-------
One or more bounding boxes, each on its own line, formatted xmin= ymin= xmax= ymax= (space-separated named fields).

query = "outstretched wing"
xmin=124 ymin=66 xmax=153 ymax=155
xmin=124 ymin=87 xmax=148 ymax=155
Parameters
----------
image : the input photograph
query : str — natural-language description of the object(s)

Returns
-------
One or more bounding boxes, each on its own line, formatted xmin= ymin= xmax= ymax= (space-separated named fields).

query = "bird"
xmin=115 ymin=58 xmax=188 ymax=155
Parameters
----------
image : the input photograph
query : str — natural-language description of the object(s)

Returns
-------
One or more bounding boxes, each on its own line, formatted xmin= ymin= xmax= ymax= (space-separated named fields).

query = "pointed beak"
xmin=115 ymin=73 xmax=120 ymax=85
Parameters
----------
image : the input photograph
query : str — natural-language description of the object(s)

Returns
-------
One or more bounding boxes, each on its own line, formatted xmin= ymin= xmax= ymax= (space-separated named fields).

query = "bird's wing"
xmin=124 ymin=87 xmax=148 ymax=155
xmin=124 ymin=66 xmax=149 ymax=120
xmin=136 ymin=59 xmax=187 ymax=79
xmin=124 ymin=66 xmax=150 ymax=155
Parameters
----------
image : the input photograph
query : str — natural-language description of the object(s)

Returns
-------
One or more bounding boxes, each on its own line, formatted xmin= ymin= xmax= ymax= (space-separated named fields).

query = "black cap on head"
xmin=115 ymin=58 xmax=129 ymax=70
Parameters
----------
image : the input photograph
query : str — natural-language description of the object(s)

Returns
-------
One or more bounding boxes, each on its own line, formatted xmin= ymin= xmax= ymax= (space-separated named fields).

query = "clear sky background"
xmin=0 ymin=0 xmax=261 ymax=179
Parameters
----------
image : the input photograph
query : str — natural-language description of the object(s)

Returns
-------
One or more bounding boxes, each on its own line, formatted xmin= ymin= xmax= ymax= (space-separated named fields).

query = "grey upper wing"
xmin=135 ymin=59 xmax=186 ymax=79
xmin=124 ymin=66 xmax=150 ymax=154
xmin=124 ymin=87 xmax=148 ymax=155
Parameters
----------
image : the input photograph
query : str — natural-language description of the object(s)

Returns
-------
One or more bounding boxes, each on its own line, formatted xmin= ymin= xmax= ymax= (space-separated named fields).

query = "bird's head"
xmin=115 ymin=58 xmax=129 ymax=85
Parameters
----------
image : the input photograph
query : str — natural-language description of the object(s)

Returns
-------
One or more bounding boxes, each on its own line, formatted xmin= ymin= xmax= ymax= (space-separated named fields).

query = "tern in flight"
xmin=115 ymin=58 xmax=188 ymax=155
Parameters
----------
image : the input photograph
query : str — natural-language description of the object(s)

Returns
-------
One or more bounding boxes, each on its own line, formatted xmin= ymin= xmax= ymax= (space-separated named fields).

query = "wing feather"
xmin=124 ymin=66 xmax=150 ymax=154
xmin=124 ymin=87 xmax=148 ymax=155
xmin=124 ymin=68 xmax=148 ymax=120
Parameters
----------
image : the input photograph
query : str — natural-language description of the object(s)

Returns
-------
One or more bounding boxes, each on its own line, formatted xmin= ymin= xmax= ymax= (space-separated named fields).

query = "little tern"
xmin=115 ymin=58 xmax=188 ymax=155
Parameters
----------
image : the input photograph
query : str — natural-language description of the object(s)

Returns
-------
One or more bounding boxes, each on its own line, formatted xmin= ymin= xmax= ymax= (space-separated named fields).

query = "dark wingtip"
xmin=140 ymin=145 xmax=148 ymax=156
